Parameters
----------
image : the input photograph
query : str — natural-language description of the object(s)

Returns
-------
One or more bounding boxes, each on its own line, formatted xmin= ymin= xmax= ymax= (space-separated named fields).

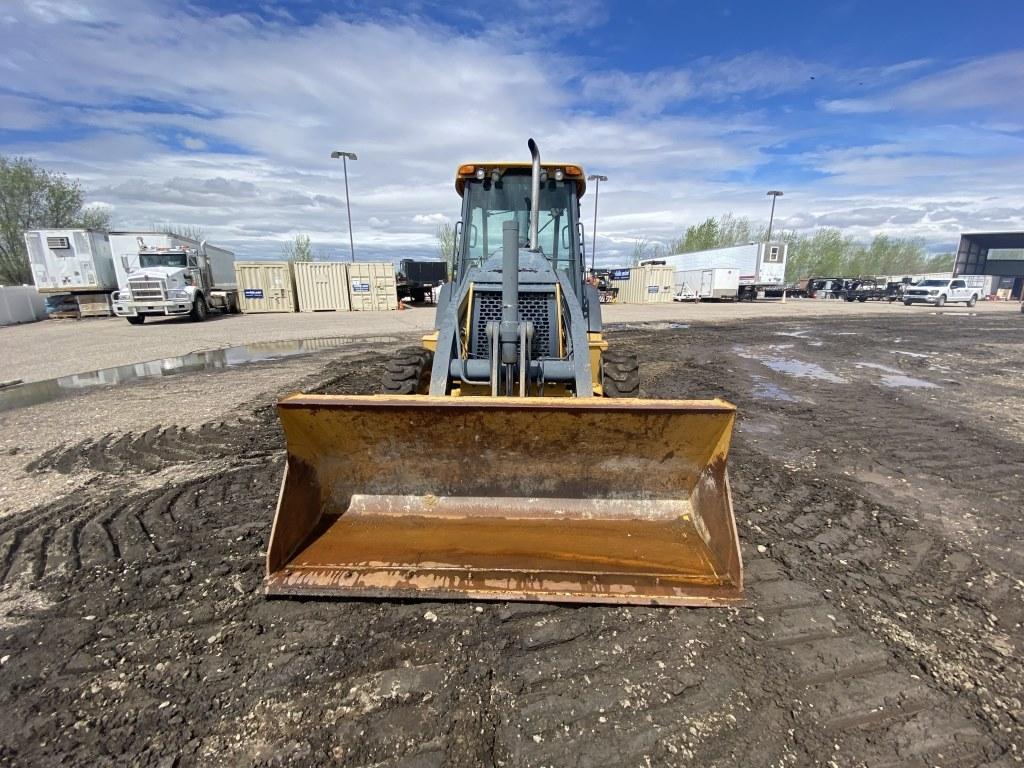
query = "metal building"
xmin=953 ymin=231 xmax=1024 ymax=300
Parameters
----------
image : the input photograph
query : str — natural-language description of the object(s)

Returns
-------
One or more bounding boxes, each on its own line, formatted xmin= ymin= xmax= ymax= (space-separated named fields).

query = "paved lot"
xmin=2 ymin=300 xmax=1019 ymax=383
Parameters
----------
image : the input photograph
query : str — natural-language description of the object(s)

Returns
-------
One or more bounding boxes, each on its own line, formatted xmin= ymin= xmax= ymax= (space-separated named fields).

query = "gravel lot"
xmin=3 ymin=300 xmax=1017 ymax=384
xmin=0 ymin=306 xmax=1021 ymax=767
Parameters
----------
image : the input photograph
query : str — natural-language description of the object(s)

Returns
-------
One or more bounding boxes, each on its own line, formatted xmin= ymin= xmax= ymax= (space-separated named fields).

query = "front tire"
xmin=602 ymin=350 xmax=640 ymax=398
xmin=126 ymin=315 xmax=145 ymax=325
xmin=190 ymin=295 xmax=208 ymax=322
xmin=381 ymin=347 xmax=433 ymax=394
xmin=936 ymin=295 xmax=946 ymax=307
xmin=903 ymin=300 xmax=913 ymax=306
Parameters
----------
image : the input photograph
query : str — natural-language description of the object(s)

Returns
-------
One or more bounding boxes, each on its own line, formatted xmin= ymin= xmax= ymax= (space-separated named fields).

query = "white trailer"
xmin=645 ymin=242 xmax=787 ymax=300
xmin=673 ymin=268 xmax=739 ymax=300
xmin=23 ymin=229 xmax=118 ymax=293
xmin=109 ymin=232 xmax=238 ymax=324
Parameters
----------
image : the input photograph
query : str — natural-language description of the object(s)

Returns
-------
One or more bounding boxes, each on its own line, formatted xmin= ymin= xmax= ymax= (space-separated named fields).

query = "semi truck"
xmin=644 ymin=242 xmax=787 ymax=300
xmin=110 ymin=234 xmax=238 ymax=324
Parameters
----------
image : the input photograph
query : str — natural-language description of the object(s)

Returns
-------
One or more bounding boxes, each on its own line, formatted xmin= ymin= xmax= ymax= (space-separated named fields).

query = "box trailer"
xmin=23 ymin=230 xmax=117 ymax=294
xmin=645 ymin=242 xmax=787 ymax=300
xmin=398 ymin=259 xmax=447 ymax=302
xmin=673 ymin=268 xmax=739 ymax=300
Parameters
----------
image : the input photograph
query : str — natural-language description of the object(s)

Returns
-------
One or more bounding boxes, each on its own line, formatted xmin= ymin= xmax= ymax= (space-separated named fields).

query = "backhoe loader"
xmin=265 ymin=140 xmax=742 ymax=606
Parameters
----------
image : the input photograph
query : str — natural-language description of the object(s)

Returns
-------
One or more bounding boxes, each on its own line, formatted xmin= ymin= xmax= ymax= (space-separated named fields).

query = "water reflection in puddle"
xmin=750 ymin=375 xmax=799 ymax=402
xmin=0 ymin=335 xmax=401 ymax=412
xmin=856 ymin=362 xmax=939 ymax=389
xmin=734 ymin=346 xmax=846 ymax=383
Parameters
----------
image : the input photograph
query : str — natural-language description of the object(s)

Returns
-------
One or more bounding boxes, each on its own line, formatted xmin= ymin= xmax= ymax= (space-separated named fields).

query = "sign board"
xmin=610 ymin=268 xmax=631 ymax=281
xmin=647 ymin=285 xmax=659 ymax=293
xmin=351 ymin=281 xmax=370 ymax=293
xmin=244 ymin=288 xmax=264 ymax=299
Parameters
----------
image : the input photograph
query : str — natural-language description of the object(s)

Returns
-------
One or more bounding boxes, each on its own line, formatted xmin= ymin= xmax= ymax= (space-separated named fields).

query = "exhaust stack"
xmin=528 ymin=138 xmax=540 ymax=251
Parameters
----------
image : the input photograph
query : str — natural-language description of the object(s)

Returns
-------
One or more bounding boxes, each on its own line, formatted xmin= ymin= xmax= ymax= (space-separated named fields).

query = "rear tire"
xmin=381 ymin=347 xmax=433 ymax=395
xmin=967 ymin=294 xmax=977 ymax=307
xmin=190 ymin=295 xmax=208 ymax=322
xmin=602 ymin=350 xmax=640 ymax=398
xmin=126 ymin=315 xmax=145 ymax=325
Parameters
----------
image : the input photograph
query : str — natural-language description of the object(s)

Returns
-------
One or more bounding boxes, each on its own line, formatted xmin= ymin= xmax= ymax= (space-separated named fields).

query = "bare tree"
xmin=282 ymin=234 xmax=313 ymax=262
xmin=436 ymin=222 xmax=456 ymax=278
xmin=153 ymin=222 xmax=206 ymax=241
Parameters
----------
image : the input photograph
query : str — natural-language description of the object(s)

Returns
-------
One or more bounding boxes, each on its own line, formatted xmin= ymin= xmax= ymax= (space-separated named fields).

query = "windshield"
xmin=918 ymin=279 xmax=949 ymax=287
xmin=139 ymin=252 xmax=188 ymax=269
xmin=460 ymin=175 xmax=578 ymax=279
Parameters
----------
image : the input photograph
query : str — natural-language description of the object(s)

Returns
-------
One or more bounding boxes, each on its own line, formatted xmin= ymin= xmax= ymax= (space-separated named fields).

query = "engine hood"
xmin=129 ymin=266 xmax=186 ymax=282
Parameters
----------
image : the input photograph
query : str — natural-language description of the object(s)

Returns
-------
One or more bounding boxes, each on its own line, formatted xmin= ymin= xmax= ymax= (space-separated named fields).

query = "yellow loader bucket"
xmin=266 ymin=395 xmax=742 ymax=606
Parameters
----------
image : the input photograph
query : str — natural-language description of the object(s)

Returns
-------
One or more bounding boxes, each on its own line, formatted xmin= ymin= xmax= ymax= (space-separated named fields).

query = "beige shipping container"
xmin=294 ymin=262 xmax=351 ymax=312
xmin=348 ymin=262 xmax=397 ymax=311
xmin=235 ymin=261 xmax=296 ymax=313
xmin=611 ymin=265 xmax=674 ymax=304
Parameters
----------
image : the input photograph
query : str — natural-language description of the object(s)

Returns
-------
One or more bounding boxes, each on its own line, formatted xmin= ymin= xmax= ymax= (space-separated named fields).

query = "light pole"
xmin=765 ymin=190 xmax=784 ymax=243
xmin=330 ymin=150 xmax=358 ymax=261
xmin=587 ymin=174 xmax=607 ymax=273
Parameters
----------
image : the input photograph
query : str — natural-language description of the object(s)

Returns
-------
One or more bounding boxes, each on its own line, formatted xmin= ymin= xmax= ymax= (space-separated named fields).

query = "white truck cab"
xmin=903 ymin=278 xmax=980 ymax=307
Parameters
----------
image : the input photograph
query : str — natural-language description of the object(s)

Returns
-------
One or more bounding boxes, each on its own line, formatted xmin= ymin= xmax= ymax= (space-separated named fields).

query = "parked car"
xmin=903 ymin=278 xmax=981 ymax=307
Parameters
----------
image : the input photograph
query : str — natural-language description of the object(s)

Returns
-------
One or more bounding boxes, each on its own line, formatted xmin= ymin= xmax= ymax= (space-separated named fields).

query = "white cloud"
xmin=412 ymin=213 xmax=451 ymax=226
xmin=181 ymin=136 xmax=208 ymax=151
xmin=367 ymin=216 xmax=390 ymax=229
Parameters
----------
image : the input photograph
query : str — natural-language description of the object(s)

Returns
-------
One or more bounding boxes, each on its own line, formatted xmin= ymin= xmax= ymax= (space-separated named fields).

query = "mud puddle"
xmin=855 ymin=362 xmax=940 ymax=389
xmin=734 ymin=345 xmax=847 ymax=383
xmin=0 ymin=335 xmax=400 ymax=412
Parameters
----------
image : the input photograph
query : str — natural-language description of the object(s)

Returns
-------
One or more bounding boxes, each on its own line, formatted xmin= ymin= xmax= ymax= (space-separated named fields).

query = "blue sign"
xmin=610 ymin=268 xmax=630 ymax=281
xmin=647 ymin=285 xmax=659 ymax=293
xmin=351 ymin=281 xmax=370 ymax=293
xmin=244 ymin=288 xmax=264 ymax=299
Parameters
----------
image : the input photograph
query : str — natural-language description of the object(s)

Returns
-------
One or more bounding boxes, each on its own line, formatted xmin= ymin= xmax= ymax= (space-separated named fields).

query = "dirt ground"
xmin=0 ymin=311 xmax=1022 ymax=767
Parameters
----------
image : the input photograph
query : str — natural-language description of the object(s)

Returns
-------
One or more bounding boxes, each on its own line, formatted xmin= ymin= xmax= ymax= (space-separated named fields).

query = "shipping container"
xmin=348 ymin=262 xmax=397 ymax=311
xmin=674 ymin=268 xmax=740 ymax=300
xmin=609 ymin=265 xmax=674 ymax=304
xmin=235 ymin=261 xmax=296 ymax=313
xmin=294 ymin=261 xmax=351 ymax=312
xmin=644 ymin=242 xmax=787 ymax=298
xmin=23 ymin=230 xmax=118 ymax=293
xmin=108 ymin=232 xmax=235 ymax=291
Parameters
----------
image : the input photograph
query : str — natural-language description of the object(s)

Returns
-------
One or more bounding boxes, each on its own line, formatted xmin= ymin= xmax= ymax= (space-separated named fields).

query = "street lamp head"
xmin=331 ymin=151 xmax=358 ymax=160
xmin=766 ymin=190 xmax=783 ymax=197
xmin=588 ymin=174 xmax=608 ymax=182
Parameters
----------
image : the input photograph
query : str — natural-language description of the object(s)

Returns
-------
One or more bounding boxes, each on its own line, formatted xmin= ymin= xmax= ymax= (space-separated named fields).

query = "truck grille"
xmin=129 ymin=278 xmax=165 ymax=301
xmin=471 ymin=291 xmax=556 ymax=358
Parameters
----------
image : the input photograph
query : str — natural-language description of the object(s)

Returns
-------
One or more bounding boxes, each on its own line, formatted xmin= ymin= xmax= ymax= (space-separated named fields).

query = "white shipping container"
xmin=23 ymin=230 xmax=118 ymax=293
xmin=348 ymin=262 xmax=397 ymax=311
xmin=646 ymin=242 xmax=787 ymax=287
xmin=108 ymin=232 xmax=236 ymax=291
xmin=295 ymin=262 xmax=351 ymax=312
xmin=674 ymin=268 xmax=740 ymax=299
xmin=609 ymin=265 xmax=674 ymax=304
xmin=235 ymin=261 xmax=296 ymax=313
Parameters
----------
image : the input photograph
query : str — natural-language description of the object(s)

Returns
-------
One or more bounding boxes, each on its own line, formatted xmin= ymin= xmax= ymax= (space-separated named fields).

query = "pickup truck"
xmin=902 ymin=278 xmax=980 ymax=307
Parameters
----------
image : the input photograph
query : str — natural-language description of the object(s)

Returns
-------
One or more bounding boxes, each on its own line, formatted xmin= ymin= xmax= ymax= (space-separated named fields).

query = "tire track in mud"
xmin=0 ymin=461 xmax=279 ymax=586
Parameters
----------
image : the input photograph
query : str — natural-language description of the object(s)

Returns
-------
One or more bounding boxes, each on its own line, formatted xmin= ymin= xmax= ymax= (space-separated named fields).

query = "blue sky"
xmin=2 ymin=0 xmax=1023 ymax=263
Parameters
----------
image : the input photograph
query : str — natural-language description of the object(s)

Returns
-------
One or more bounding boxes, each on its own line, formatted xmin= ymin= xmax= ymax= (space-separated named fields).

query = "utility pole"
xmin=330 ymin=150 xmax=358 ymax=261
xmin=587 ymin=174 xmax=608 ymax=274
xmin=766 ymin=190 xmax=784 ymax=242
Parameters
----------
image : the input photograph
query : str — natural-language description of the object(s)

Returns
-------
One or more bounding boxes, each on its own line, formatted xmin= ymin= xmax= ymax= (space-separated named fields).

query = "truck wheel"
xmin=228 ymin=293 xmax=241 ymax=314
xmin=126 ymin=316 xmax=145 ymax=325
xmin=858 ymin=296 xmax=867 ymax=302
xmin=903 ymin=300 xmax=912 ymax=306
xmin=967 ymin=294 xmax=977 ymax=307
xmin=190 ymin=295 xmax=208 ymax=322
xmin=602 ymin=350 xmax=640 ymax=398
xmin=936 ymin=295 xmax=946 ymax=307
xmin=381 ymin=347 xmax=433 ymax=395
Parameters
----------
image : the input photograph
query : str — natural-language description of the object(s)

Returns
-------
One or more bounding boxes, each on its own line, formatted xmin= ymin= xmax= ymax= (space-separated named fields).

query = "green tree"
xmin=282 ymin=233 xmax=313 ymax=262
xmin=0 ymin=155 xmax=112 ymax=285
xmin=669 ymin=213 xmax=760 ymax=254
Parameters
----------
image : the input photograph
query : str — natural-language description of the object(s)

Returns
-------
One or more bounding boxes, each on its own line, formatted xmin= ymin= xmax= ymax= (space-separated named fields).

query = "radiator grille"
xmin=471 ymin=291 xmax=556 ymax=358
xmin=129 ymin=278 xmax=165 ymax=301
